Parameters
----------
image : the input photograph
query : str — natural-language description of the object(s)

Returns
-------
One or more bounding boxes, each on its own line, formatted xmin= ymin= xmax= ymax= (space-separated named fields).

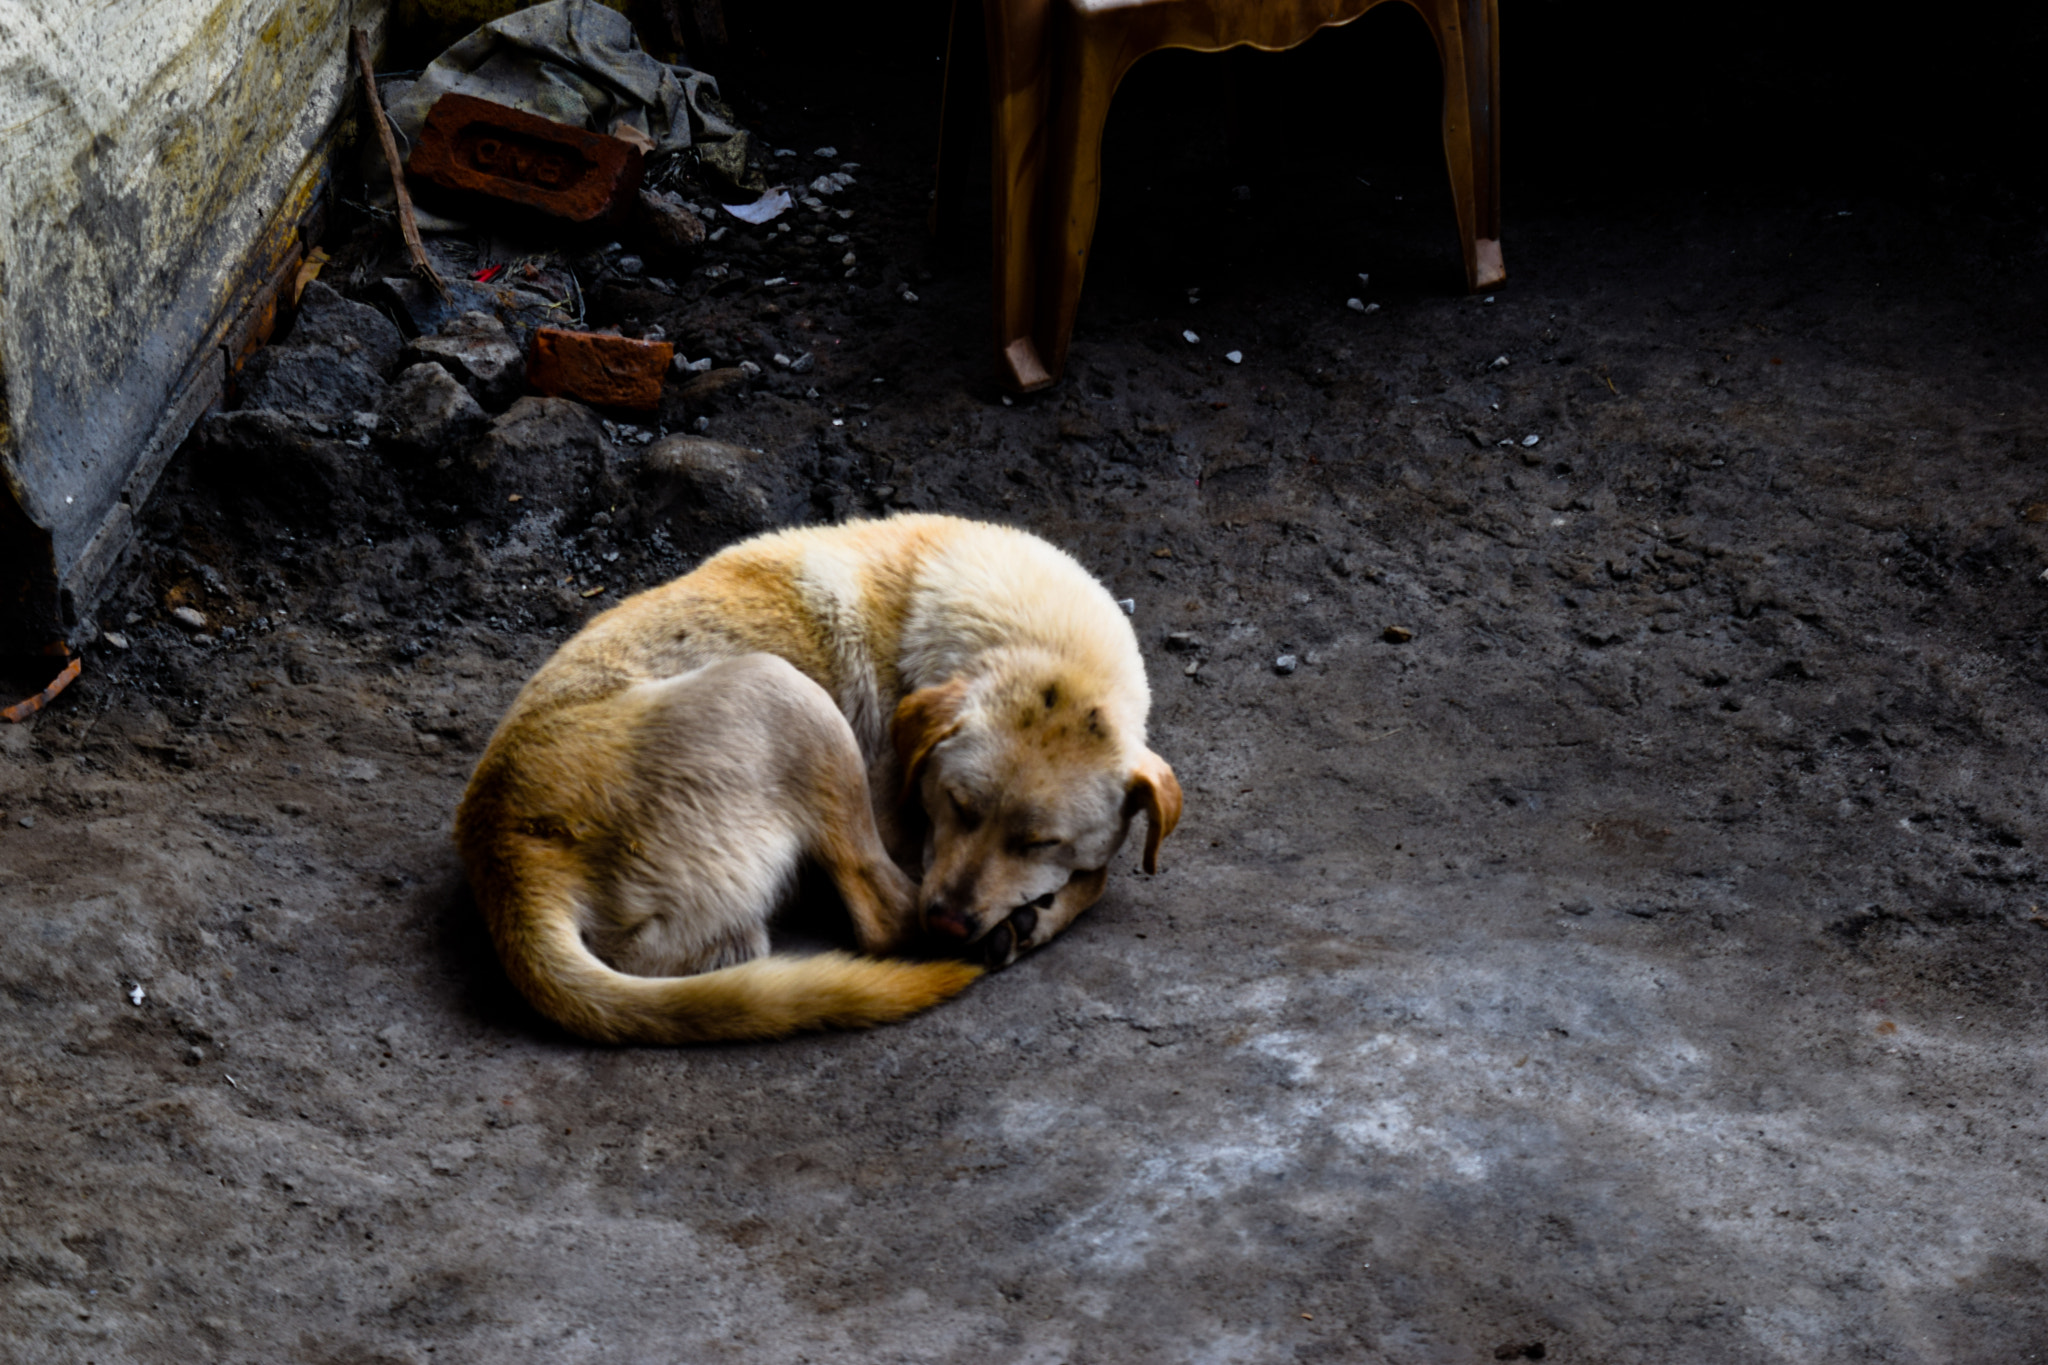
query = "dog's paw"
xmin=979 ymin=903 xmax=1041 ymax=970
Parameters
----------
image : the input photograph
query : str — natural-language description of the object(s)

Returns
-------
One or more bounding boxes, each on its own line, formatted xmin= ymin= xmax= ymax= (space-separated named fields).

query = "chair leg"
xmin=1037 ymin=17 xmax=1123 ymax=383
xmin=1431 ymin=0 xmax=1504 ymax=290
xmin=930 ymin=0 xmax=983 ymax=243
xmin=984 ymin=0 xmax=1057 ymax=392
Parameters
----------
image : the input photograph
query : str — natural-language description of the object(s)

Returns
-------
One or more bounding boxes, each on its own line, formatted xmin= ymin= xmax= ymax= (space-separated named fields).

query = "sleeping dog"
xmin=455 ymin=514 xmax=1181 ymax=1042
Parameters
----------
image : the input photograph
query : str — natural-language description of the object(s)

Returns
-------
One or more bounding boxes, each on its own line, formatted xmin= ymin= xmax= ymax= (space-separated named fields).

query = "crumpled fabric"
xmin=385 ymin=0 xmax=761 ymax=190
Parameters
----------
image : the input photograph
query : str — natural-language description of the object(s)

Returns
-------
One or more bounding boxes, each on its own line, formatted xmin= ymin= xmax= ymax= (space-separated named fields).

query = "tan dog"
xmin=455 ymin=514 xmax=1182 ymax=1043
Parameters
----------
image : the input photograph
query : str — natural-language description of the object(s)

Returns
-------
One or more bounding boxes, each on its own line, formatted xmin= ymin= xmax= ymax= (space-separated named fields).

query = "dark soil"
xmin=5 ymin=4 xmax=2046 ymax=1361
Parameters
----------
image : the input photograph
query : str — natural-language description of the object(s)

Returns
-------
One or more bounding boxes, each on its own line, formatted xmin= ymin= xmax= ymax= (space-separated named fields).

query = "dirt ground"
xmin=5 ymin=5 xmax=2047 ymax=1361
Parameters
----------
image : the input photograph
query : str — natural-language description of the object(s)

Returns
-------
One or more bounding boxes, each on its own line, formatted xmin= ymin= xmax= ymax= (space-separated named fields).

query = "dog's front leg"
xmin=822 ymin=765 xmax=923 ymax=955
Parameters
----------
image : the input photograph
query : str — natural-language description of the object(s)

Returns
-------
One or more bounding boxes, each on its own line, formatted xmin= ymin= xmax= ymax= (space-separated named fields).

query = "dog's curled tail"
xmin=503 ymin=903 xmax=982 ymax=1045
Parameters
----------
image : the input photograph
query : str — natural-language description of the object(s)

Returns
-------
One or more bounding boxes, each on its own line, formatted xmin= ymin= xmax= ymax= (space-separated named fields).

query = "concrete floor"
xmin=4 ymin=6 xmax=2046 ymax=1361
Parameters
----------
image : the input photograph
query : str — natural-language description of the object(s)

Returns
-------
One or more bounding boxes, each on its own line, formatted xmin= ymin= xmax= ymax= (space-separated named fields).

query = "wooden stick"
xmin=351 ymin=27 xmax=449 ymax=300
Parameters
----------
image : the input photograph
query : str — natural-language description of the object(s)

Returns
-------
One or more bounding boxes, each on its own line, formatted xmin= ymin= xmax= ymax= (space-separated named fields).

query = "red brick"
xmin=528 ymin=328 xmax=673 ymax=411
xmin=407 ymin=93 xmax=644 ymax=223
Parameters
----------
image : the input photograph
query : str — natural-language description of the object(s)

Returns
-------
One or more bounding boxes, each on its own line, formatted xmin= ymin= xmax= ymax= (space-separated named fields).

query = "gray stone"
xmin=377 ymin=362 xmax=489 ymax=459
xmin=402 ymin=312 xmax=525 ymax=412
xmin=673 ymin=366 xmax=753 ymax=414
xmin=290 ymin=281 xmax=404 ymax=377
xmin=462 ymin=396 xmax=614 ymax=519
xmin=638 ymin=435 xmax=799 ymax=550
xmin=237 ymin=343 xmax=385 ymax=419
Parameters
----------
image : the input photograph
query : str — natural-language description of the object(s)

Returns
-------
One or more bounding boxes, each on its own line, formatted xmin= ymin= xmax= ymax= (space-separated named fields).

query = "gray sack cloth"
xmin=384 ymin=0 xmax=752 ymax=180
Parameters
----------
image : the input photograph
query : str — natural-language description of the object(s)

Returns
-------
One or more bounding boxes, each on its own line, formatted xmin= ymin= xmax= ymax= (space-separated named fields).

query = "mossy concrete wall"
xmin=0 ymin=0 xmax=387 ymax=643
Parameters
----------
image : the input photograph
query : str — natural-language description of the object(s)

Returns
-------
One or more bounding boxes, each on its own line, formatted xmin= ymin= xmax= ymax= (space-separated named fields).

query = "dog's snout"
xmin=924 ymin=900 xmax=978 ymax=941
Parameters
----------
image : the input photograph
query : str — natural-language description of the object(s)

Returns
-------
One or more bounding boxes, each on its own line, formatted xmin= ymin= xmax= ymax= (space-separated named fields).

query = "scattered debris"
xmin=1225 ymin=350 xmax=1243 ymax=364
xmin=351 ymin=26 xmax=447 ymax=299
xmin=527 ymin=327 xmax=673 ymax=410
xmin=127 ymin=983 xmax=146 ymax=1006
xmin=1383 ymin=625 xmax=1415 ymax=643
xmin=1273 ymin=654 xmax=1298 ymax=675
xmin=0 ymin=642 xmax=81 ymax=723
xmin=725 ymin=189 xmax=792 ymax=224
xmin=1490 ymin=354 xmax=1511 ymax=369
xmin=1183 ymin=330 xmax=1200 ymax=344
xmin=410 ymin=92 xmax=647 ymax=222
xmin=1347 ymin=298 xmax=1366 ymax=312
xmin=1117 ymin=598 xmax=1136 ymax=615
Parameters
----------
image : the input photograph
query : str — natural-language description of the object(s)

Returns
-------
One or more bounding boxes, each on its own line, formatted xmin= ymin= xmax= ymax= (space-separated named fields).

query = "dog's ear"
xmin=892 ymin=679 xmax=970 ymax=801
xmin=1125 ymin=750 xmax=1183 ymax=874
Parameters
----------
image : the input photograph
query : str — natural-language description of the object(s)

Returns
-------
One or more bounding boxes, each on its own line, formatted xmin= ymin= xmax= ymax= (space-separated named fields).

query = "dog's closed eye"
xmin=949 ymin=792 xmax=983 ymax=830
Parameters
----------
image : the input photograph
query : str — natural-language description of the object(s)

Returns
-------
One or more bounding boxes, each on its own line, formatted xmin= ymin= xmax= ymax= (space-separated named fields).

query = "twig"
xmin=351 ymin=27 xmax=449 ymax=300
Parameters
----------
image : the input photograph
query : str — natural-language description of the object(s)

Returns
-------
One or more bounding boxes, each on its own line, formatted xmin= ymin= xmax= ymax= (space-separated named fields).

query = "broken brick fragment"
xmin=528 ymin=328 xmax=673 ymax=411
xmin=407 ymin=92 xmax=644 ymax=223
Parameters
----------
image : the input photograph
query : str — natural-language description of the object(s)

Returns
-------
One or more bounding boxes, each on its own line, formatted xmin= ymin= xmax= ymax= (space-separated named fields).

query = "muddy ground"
xmin=5 ymin=4 xmax=2047 ymax=1361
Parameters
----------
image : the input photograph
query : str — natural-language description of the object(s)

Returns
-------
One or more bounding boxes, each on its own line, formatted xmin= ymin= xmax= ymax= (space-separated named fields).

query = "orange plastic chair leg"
xmin=984 ymin=0 xmax=1059 ymax=391
xmin=1419 ymin=0 xmax=1503 ymax=289
xmin=1038 ymin=16 xmax=1128 ymax=383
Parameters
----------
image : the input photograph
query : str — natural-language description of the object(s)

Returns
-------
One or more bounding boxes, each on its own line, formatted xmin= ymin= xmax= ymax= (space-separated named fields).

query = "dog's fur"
xmin=454 ymin=514 xmax=1182 ymax=1043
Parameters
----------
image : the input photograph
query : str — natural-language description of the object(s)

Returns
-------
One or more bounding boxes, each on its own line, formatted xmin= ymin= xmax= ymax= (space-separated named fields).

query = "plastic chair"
xmin=939 ymin=0 xmax=1502 ymax=392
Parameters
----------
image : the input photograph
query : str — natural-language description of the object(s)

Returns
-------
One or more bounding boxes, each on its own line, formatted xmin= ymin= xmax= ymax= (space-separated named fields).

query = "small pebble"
xmin=1184 ymin=659 xmax=1201 ymax=676
xmin=1383 ymin=625 xmax=1415 ymax=643
xmin=128 ymin=983 xmax=145 ymax=1006
xmin=1357 ymin=272 xmax=1371 ymax=287
xmin=1490 ymin=354 xmax=1511 ymax=369
xmin=17 ymin=814 xmax=35 ymax=829
xmin=1346 ymin=298 xmax=1366 ymax=313
xmin=101 ymin=631 xmax=129 ymax=651
xmin=1274 ymin=654 xmax=1298 ymax=675
xmin=813 ymin=145 xmax=838 ymax=157
xmin=738 ymin=360 xmax=762 ymax=375
xmin=1363 ymin=302 xmax=1380 ymax=314
xmin=1183 ymin=329 xmax=1200 ymax=344
xmin=1522 ymin=434 xmax=1541 ymax=447
xmin=1117 ymin=598 xmax=1136 ymax=615
xmin=790 ymin=352 xmax=815 ymax=373
xmin=185 ymin=1046 xmax=205 ymax=1066
xmin=901 ymin=290 xmax=919 ymax=303
xmin=1225 ymin=350 xmax=1243 ymax=364
xmin=772 ymin=353 xmax=793 ymax=368
xmin=171 ymin=606 xmax=207 ymax=631
xmin=762 ymin=276 xmax=789 ymax=287
xmin=692 ymin=416 xmax=711 ymax=433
